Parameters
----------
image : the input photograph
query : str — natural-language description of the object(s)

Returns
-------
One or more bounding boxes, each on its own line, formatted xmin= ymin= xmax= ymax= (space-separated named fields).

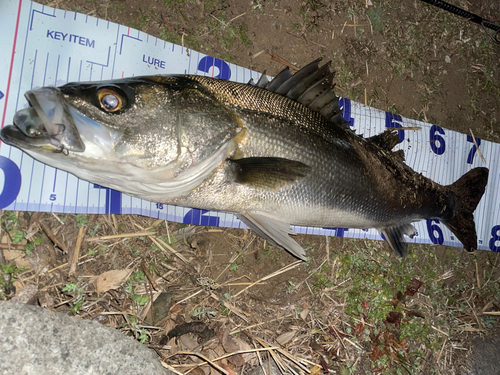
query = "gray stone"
xmin=0 ymin=301 xmax=172 ymax=375
xmin=470 ymin=334 xmax=500 ymax=375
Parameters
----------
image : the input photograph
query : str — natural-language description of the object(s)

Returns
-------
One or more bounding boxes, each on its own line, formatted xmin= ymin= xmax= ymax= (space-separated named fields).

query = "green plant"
xmin=75 ymin=214 xmax=88 ymax=228
xmin=131 ymin=293 xmax=149 ymax=306
xmin=62 ymin=281 xmax=86 ymax=315
xmin=127 ymin=316 xmax=149 ymax=343
xmin=88 ymin=222 xmax=100 ymax=236
xmin=192 ymin=306 xmax=217 ymax=319
xmin=229 ymin=263 xmax=239 ymax=272
xmin=367 ymin=4 xmax=384 ymax=31
xmin=24 ymin=236 xmax=42 ymax=256
xmin=0 ymin=263 xmax=25 ymax=297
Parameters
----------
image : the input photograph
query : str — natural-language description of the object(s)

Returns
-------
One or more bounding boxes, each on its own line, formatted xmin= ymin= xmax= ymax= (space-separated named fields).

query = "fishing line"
xmin=420 ymin=0 xmax=499 ymax=44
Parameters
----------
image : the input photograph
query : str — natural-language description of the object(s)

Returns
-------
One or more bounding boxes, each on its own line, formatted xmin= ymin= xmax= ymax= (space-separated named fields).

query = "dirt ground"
xmin=1 ymin=0 xmax=500 ymax=374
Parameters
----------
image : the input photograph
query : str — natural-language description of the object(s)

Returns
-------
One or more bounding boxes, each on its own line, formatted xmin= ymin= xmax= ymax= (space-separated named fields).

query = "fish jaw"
xmin=0 ymin=82 xmax=241 ymax=200
xmin=1 ymin=87 xmax=122 ymax=157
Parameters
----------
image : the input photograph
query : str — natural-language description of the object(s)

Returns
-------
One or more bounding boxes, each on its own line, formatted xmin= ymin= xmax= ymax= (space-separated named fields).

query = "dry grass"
xmin=2 ymin=0 xmax=500 ymax=374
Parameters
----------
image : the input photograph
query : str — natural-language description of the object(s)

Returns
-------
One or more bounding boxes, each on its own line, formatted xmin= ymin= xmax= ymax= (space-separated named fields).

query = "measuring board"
xmin=1 ymin=0 xmax=499 ymax=252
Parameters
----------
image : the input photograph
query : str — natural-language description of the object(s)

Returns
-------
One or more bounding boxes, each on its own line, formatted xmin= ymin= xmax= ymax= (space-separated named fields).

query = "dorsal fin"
xmin=248 ymin=59 xmax=349 ymax=129
xmin=367 ymin=130 xmax=406 ymax=162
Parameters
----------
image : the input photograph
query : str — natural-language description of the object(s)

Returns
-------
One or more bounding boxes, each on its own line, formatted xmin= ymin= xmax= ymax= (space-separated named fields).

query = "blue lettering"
xmin=323 ymin=227 xmax=348 ymax=237
xmin=339 ymin=98 xmax=354 ymax=127
xmin=0 ymin=156 xmax=22 ymax=209
xmin=466 ymin=134 xmax=481 ymax=164
xmin=142 ymin=55 xmax=167 ymax=69
xmin=489 ymin=225 xmax=500 ymax=252
xmin=93 ymin=185 xmax=122 ymax=214
xmin=385 ymin=112 xmax=404 ymax=143
xmin=183 ymin=209 xmax=220 ymax=227
xmin=197 ymin=56 xmax=231 ymax=80
xmin=47 ymin=30 xmax=94 ymax=48
xmin=430 ymin=125 xmax=446 ymax=155
xmin=426 ymin=219 xmax=444 ymax=245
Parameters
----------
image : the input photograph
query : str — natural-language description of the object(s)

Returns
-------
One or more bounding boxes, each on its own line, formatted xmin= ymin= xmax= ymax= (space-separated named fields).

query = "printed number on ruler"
xmin=426 ymin=219 xmax=444 ymax=245
xmin=430 ymin=125 xmax=446 ymax=155
xmin=0 ymin=156 xmax=22 ymax=209
xmin=322 ymin=227 xmax=349 ymax=237
xmin=490 ymin=225 xmax=500 ymax=252
xmin=183 ymin=209 xmax=220 ymax=226
xmin=385 ymin=112 xmax=404 ymax=143
xmin=466 ymin=134 xmax=481 ymax=164
xmin=197 ymin=56 xmax=231 ymax=80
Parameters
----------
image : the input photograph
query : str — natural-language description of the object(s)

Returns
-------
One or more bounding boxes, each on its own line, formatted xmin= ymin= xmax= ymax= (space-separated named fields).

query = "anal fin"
xmin=238 ymin=212 xmax=307 ymax=260
xmin=380 ymin=223 xmax=416 ymax=257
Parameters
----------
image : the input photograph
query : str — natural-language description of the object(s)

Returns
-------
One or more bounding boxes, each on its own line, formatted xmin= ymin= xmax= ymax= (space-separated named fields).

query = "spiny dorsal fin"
xmin=367 ymin=130 xmax=406 ymax=161
xmin=248 ymin=59 xmax=349 ymax=129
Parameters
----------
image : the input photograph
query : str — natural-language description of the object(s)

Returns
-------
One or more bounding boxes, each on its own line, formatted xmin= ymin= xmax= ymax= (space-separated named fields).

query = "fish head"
xmin=0 ymin=77 xmax=239 ymax=199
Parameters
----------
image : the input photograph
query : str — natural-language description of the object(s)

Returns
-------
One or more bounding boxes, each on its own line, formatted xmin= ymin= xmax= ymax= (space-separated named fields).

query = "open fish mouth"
xmin=1 ymin=88 xmax=86 ymax=152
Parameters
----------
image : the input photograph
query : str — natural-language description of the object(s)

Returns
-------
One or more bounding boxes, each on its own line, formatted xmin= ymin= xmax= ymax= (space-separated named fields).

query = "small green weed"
xmin=75 ymin=214 xmax=88 ymax=228
xmin=192 ymin=306 xmax=217 ymax=319
xmin=62 ymin=281 xmax=87 ymax=315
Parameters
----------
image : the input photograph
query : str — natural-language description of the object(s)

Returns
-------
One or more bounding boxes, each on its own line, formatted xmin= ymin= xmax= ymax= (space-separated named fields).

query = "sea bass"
xmin=0 ymin=60 xmax=489 ymax=260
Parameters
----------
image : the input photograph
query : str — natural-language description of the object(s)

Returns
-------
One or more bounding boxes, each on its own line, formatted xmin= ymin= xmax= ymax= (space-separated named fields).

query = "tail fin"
xmin=443 ymin=167 xmax=489 ymax=251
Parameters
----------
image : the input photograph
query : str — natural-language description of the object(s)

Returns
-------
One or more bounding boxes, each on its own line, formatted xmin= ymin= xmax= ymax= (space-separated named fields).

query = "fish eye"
xmin=97 ymin=88 xmax=125 ymax=112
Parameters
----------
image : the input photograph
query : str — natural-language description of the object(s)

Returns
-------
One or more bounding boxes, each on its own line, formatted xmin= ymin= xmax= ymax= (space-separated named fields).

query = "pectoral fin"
xmin=380 ymin=223 xmax=416 ymax=257
xmin=229 ymin=157 xmax=310 ymax=190
xmin=238 ymin=212 xmax=307 ymax=260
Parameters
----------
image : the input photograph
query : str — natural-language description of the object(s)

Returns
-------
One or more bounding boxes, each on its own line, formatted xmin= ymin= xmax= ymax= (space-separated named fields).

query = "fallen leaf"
xmin=95 ymin=268 xmax=133 ymax=294
xmin=276 ymin=330 xmax=295 ymax=346
xmin=354 ymin=322 xmax=364 ymax=336
xmin=3 ymin=249 xmax=24 ymax=260
xmin=219 ymin=363 xmax=236 ymax=375
xmin=233 ymin=337 xmax=258 ymax=367
xmin=385 ymin=311 xmax=403 ymax=327
xmin=300 ymin=308 xmax=310 ymax=320
xmin=220 ymin=326 xmax=243 ymax=367
xmin=180 ymin=333 xmax=199 ymax=351
xmin=369 ymin=344 xmax=385 ymax=361
xmin=405 ymin=278 xmax=423 ymax=297
xmin=310 ymin=365 xmax=322 ymax=375
xmin=38 ymin=291 xmax=55 ymax=308
xmin=11 ymin=284 xmax=37 ymax=304
xmin=406 ymin=310 xmax=425 ymax=319
xmin=3 ymin=250 xmax=30 ymax=269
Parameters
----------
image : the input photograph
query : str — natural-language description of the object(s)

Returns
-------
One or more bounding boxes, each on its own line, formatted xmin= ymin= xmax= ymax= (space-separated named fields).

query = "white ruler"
xmin=1 ymin=0 xmax=499 ymax=252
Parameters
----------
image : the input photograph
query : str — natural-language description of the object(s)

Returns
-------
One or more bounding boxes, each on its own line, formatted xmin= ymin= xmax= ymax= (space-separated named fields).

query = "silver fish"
xmin=0 ymin=60 xmax=489 ymax=260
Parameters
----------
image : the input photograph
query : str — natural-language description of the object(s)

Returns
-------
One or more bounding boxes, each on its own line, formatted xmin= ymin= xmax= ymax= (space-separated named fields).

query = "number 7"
xmin=466 ymin=134 xmax=481 ymax=164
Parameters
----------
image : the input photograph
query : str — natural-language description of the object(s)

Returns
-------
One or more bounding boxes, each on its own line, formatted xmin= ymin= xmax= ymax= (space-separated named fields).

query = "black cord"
xmin=420 ymin=0 xmax=500 ymax=44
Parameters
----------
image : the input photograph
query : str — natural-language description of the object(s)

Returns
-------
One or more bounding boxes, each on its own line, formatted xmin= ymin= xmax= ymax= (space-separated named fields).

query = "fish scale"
xmin=0 ymin=60 xmax=489 ymax=260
